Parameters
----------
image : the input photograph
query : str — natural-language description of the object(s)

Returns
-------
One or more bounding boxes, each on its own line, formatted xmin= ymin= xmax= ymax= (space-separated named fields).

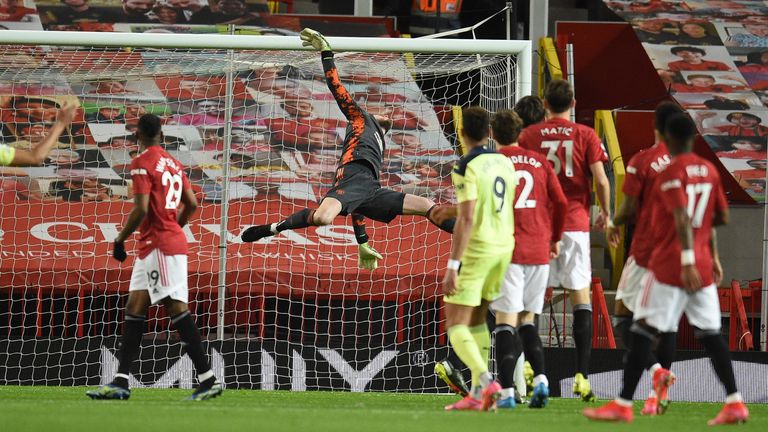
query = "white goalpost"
xmin=0 ymin=30 xmax=531 ymax=391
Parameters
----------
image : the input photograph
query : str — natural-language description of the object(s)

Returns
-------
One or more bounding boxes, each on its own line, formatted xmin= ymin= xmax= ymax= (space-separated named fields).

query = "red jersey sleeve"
xmin=622 ymin=152 xmax=645 ymax=197
xmin=658 ymin=168 xmax=687 ymax=213
xmin=546 ymin=163 xmax=568 ymax=242
xmin=584 ymin=128 xmax=608 ymax=165
xmin=130 ymin=158 xmax=152 ymax=195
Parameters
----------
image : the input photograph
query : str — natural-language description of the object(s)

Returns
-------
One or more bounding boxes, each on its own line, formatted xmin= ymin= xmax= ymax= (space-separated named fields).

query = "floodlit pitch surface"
xmin=1 ymin=387 xmax=766 ymax=431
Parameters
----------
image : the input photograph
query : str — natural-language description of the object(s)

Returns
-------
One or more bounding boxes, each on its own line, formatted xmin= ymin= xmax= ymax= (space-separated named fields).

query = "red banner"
xmin=0 ymin=201 xmax=451 ymax=300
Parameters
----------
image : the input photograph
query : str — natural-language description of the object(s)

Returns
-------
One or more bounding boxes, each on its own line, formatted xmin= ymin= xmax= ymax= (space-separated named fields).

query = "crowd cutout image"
xmin=0 ymin=2 xmax=455 ymax=205
xmin=607 ymin=0 xmax=768 ymax=201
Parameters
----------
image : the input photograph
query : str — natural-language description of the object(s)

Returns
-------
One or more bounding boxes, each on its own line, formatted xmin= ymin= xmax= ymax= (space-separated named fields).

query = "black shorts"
xmin=323 ymin=162 xmax=405 ymax=223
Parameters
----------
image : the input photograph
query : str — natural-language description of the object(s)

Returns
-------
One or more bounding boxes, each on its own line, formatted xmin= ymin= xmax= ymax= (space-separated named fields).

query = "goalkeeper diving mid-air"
xmin=242 ymin=29 xmax=456 ymax=266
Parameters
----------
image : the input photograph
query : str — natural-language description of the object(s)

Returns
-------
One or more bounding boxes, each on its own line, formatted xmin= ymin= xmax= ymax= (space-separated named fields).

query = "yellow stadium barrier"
xmin=594 ymin=109 xmax=625 ymax=289
xmin=538 ymin=38 xmax=562 ymax=97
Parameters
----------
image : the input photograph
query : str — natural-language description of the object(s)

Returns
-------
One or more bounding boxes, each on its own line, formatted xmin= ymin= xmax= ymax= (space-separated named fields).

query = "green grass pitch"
xmin=1 ymin=386 xmax=765 ymax=432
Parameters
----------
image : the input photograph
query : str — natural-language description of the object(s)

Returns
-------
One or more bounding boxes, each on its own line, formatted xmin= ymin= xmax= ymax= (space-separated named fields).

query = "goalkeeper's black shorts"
xmin=323 ymin=161 xmax=405 ymax=223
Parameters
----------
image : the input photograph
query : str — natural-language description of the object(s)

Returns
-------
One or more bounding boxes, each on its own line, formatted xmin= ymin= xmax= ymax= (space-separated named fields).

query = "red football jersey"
xmin=130 ymin=146 xmax=191 ymax=259
xmin=499 ymin=146 xmax=567 ymax=265
xmin=622 ymin=142 xmax=671 ymax=268
xmin=647 ymin=153 xmax=727 ymax=288
xmin=518 ymin=117 xmax=608 ymax=232
xmin=667 ymin=60 xmax=731 ymax=72
xmin=715 ymin=124 xmax=768 ymax=137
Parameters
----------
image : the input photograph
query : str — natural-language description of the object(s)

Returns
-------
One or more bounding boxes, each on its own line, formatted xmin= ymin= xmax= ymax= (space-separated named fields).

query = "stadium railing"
xmin=594 ymin=109 xmax=625 ymax=289
xmin=537 ymin=37 xmax=562 ymax=98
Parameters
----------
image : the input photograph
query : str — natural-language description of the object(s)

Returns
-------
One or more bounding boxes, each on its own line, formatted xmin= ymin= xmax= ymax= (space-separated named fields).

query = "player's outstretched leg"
xmin=518 ymin=322 xmax=549 ymax=408
xmin=698 ymin=330 xmax=748 ymax=425
xmin=165 ymin=300 xmax=223 ymax=401
xmin=87 ymin=292 xmax=151 ymax=400
xmin=400 ymin=194 xmax=456 ymax=233
xmin=242 ymin=198 xmax=343 ymax=243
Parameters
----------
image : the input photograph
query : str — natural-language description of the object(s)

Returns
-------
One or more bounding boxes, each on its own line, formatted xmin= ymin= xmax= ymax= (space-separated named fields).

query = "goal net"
xmin=0 ymin=31 xmax=530 ymax=391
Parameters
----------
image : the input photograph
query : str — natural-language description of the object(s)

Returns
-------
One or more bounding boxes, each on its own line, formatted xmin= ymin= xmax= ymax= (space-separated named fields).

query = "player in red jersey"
xmin=607 ymin=102 xmax=683 ymax=415
xmin=518 ymin=79 xmax=611 ymax=401
xmin=489 ymin=110 xmax=567 ymax=409
xmin=86 ymin=114 xmax=222 ymax=402
xmin=585 ymin=114 xmax=748 ymax=425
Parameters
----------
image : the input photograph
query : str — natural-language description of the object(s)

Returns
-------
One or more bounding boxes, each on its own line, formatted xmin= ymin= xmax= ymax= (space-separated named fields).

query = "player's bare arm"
xmin=177 ymin=186 xmax=198 ymax=228
xmin=590 ymin=161 xmax=612 ymax=230
xmin=442 ymin=199 xmax=475 ymax=297
xmin=113 ymin=193 xmax=149 ymax=262
xmin=607 ymin=195 xmax=638 ymax=248
xmin=7 ymin=101 xmax=76 ymax=167
xmin=672 ymin=207 xmax=701 ymax=292
xmin=711 ymin=229 xmax=723 ymax=285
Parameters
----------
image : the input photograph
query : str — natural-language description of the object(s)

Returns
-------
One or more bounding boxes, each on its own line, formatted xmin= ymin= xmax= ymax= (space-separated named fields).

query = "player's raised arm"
xmin=300 ymin=28 xmax=364 ymax=122
xmin=3 ymin=101 xmax=76 ymax=167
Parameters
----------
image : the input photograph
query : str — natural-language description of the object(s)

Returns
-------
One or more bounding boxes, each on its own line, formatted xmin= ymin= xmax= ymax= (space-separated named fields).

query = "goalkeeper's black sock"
xmin=518 ymin=323 xmax=545 ymax=377
xmin=657 ymin=332 xmax=677 ymax=370
xmin=494 ymin=325 xmax=523 ymax=390
xmin=171 ymin=311 xmax=212 ymax=377
xmin=699 ymin=332 xmax=738 ymax=395
xmin=619 ymin=323 xmax=654 ymax=401
xmin=351 ymin=213 xmax=369 ymax=244
xmin=114 ymin=313 xmax=146 ymax=389
xmin=275 ymin=208 xmax=315 ymax=232
xmin=572 ymin=304 xmax=592 ymax=377
xmin=426 ymin=205 xmax=456 ymax=233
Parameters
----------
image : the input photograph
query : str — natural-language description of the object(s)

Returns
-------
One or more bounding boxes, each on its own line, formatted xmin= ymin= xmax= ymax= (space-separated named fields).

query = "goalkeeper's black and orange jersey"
xmin=321 ymin=50 xmax=386 ymax=178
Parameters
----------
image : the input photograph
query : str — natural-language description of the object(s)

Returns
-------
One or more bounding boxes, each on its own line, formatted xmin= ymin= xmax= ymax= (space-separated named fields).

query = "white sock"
xmin=726 ymin=392 xmax=743 ymax=404
xmin=500 ymin=387 xmax=515 ymax=399
xmin=269 ymin=223 xmax=278 ymax=234
xmin=114 ymin=373 xmax=129 ymax=380
xmin=615 ymin=397 xmax=633 ymax=407
xmin=533 ymin=374 xmax=548 ymax=387
xmin=649 ymin=390 xmax=656 ymax=399
xmin=198 ymin=370 xmax=214 ymax=382
xmin=649 ymin=363 xmax=661 ymax=375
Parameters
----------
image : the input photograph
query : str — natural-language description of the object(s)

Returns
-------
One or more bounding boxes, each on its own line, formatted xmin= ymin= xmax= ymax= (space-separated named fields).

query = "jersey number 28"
xmin=541 ymin=140 xmax=574 ymax=177
xmin=162 ymin=171 xmax=183 ymax=209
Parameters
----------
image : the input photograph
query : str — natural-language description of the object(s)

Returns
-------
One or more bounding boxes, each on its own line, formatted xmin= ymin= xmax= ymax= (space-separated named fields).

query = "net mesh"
xmin=0 ymin=42 xmax=518 ymax=391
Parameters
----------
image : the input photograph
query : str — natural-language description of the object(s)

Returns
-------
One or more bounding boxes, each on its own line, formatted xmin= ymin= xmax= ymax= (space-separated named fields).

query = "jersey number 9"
xmin=493 ymin=176 xmax=507 ymax=213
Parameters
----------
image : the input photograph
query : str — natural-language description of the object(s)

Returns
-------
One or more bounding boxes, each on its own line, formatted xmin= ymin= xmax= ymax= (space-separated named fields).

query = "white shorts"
xmin=492 ymin=263 xmax=549 ymax=315
xmin=548 ymin=231 xmax=591 ymax=290
xmin=129 ymin=249 xmax=189 ymax=305
xmin=634 ymin=274 xmax=721 ymax=333
xmin=615 ymin=256 xmax=649 ymax=313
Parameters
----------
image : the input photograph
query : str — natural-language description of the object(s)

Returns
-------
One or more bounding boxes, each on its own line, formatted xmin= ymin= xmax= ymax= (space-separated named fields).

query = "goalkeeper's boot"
xmin=86 ymin=383 xmax=130 ymax=400
xmin=186 ymin=380 xmax=223 ymax=401
xmin=641 ymin=394 xmax=659 ymax=416
xmin=583 ymin=400 xmax=634 ymax=423
xmin=652 ymin=368 xmax=675 ymax=415
xmin=444 ymin=396 xmax=482 ymax=411
xmin=573 ymin=372 xmax=597 ymax=402
xmin=529 ymin=382 xmax=550 ymax=409
xmin=708 ymin=401 xmax=749 ymax=426
xmin=480 ymin=381 xmax=502 ymax=412
xmin=434 ymin=360 xmax=469 ymax=397
xmin=241 ymin=225 xmax=274 ymax=243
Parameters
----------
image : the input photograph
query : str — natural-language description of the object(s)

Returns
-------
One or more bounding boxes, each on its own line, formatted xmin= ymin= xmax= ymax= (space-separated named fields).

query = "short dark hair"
xmin=491 ymin=110 xmax=524 ymax=145
xmin=461 ymin=106 xmax=489 ymax=142
xmin=664 ymin=113 xmax=697 ymax=151
xmin=654 ymin=101 xmax=684 ymax=134
xmin=514 ymin=95 xmax=545 ymax=128
xmin=671 ymin=46 xmax=705 ymax=55
xmin=137 ymin=113 xmax=162 ymax=142
xmin=544 ymin=79 xmax=574 ymax=114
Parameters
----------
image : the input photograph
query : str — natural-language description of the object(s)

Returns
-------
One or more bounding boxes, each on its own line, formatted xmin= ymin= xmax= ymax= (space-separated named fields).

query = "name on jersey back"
xmin=538 ymin=126 xmax=573 ymax=136
xmin=509 ymin=154 xmax=542 ymax=168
